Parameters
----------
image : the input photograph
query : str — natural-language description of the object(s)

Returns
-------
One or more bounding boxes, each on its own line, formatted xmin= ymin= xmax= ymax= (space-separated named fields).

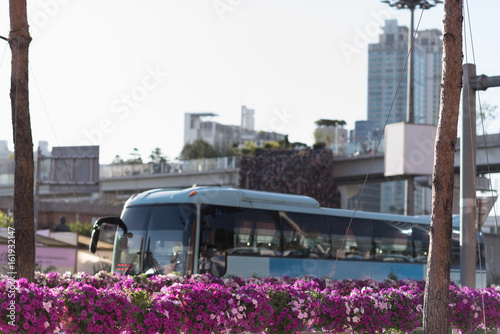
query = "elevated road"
xmin=333 ymin=133 xmax=500 ymax=185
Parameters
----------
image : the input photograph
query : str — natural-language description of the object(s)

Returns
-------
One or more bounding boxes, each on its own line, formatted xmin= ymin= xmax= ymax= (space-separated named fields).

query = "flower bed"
xmin=1 ymin=272 xmax=500 ymax=333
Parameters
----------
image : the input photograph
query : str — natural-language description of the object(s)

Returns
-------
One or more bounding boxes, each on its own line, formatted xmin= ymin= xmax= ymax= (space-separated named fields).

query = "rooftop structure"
xmin=184 ymin=106 xmax=286 ymax=152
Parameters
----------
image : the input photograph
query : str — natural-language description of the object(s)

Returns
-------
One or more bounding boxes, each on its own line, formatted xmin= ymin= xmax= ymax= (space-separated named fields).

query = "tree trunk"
xmin=422 ymin=0 xmax=462 ymax=333
xmin=9 ymin=0 xmax=35 ymax=283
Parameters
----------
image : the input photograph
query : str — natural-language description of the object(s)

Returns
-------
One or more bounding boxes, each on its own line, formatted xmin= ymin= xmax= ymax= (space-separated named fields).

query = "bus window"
xmin=231 ymin=209 xmax=281 ymax=255
xmin=113 ymin=206 xmax=151 ymax=275
xmin=373 ymin=221 xmax=412 ymax=262
xmin=280 ymin=212 xmax=330 ymax=258
xmin=202 ymin=206 xmax=280 ymax=255
xmin=146 ymin=205 xmax=195 ymax=276
xmin=412 ymin=224 xmax=430 ymax=263
xmin=329 ymin=217 xmax=373 ymax=260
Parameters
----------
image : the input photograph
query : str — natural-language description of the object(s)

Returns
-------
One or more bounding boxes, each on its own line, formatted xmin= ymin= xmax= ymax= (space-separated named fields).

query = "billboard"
xmin=48 ymin=146 xmax=99 ymax=192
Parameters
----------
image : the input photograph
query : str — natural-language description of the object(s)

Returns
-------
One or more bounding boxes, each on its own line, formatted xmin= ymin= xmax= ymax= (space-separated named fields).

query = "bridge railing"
xmin=99 ymin=156 xmax=240 ymax=179
xmin=0 ymin=156 xmax=241 ymax=184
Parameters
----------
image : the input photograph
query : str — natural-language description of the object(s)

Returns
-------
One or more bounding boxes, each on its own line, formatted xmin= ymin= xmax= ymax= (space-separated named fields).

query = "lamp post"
xmin=381 ymin=0 xmax=442 ymax=216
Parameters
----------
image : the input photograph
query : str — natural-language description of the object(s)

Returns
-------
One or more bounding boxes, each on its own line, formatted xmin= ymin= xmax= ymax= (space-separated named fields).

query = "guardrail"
xmin=99 ymin=156 xmax=240 ymax=179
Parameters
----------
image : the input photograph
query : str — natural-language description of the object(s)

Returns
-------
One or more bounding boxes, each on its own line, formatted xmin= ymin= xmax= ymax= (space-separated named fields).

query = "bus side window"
xmin=330 ymin=217 xmax=349 ymax=259
xmin=281 ymin=212 xmax=330 ymax=258
xmin=230 ymin=209 xmax=281 ymax=256
xmin=373 ymin=221 xmax=412 ymax=262
xmin=412 ymin=225 xmax=429 ymax=262
xmin=330 ymin=217 xmax=373 ymax=260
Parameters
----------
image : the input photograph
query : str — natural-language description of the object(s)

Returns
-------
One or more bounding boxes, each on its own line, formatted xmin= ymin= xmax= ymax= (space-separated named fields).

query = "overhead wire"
xmin=1 ymin=29 xmax=88 ymax=219
xmin=28 ymin=59 xmax=109 ymax=270
xmin=0 ymin=40 xmax=8 ymax=71
xmin=29 ymin=62 xmax=87 ymax=214
xmin=327 ymin=7 xmax=427 ymax=281
xmin=2 ymin=26 xmax=106 ymax=269
xmin=4 ymin=27 xmax=102 ymax=269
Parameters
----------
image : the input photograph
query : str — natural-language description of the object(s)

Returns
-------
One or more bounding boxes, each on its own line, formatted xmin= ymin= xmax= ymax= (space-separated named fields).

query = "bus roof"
xmin=126 ymin=186 xmax=319 ymax=208
xmin=124 ymin=187 xmax=435 ymax=225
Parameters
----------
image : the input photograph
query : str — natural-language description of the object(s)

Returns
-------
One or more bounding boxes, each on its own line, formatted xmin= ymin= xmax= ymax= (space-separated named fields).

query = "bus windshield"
xmin=112 ymin=204 xmax=196 ymax=275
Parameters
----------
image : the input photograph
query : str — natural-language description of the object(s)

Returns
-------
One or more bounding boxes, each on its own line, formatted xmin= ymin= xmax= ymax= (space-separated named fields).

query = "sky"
xmin=0 ymin=0 xmax=499 ymax=164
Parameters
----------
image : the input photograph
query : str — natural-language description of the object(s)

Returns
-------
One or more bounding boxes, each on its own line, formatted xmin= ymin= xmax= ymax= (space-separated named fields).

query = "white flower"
xmin=354 ymin=307 xmax=359 ymax=314
xmin=474 ymin=312 xmax=478 ymax=319
xmin=43 ymin=301 xmax=52 ymax=313
xmin=345 ymin=302 xmax=351 ymax=314
xmin=252 ymin=299 xmax=258 ymax=306
xmin=352 ymin=316 xmax=359 ymax=323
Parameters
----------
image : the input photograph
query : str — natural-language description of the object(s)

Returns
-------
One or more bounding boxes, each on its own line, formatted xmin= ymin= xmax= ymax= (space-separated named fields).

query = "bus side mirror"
xmin=89 ymin=216 xmax=128 ymax=253
xmin=89 ymin=228 xmax=101 ymax=254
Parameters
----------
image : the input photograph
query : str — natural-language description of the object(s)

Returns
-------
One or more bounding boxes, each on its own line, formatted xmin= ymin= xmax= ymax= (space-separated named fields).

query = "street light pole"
xmin=381 ymin=0 xmax=442 ymax=216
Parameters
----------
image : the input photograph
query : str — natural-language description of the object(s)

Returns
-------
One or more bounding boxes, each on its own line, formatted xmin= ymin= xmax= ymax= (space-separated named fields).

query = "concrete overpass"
xmin=332 ymin=133 xmax=500 ymax=185
xmin=99 ymin=169 xmax=240 ymax=201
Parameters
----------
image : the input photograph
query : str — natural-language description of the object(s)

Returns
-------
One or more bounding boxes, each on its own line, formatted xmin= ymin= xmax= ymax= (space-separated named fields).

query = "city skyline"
xmin=0 ymin=1 xmax=499 ymax=164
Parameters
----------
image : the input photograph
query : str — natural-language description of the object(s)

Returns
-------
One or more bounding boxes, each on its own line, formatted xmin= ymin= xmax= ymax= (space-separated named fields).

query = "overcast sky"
xmin=0 ymin=0 xmax=499 ymax=164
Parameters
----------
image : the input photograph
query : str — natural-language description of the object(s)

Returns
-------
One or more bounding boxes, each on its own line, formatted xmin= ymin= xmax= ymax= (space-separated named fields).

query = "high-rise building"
xmin=419 ymin=29 xmax=443 ymax=125
xmin=365 ymin=20 xmax=442 ymax=215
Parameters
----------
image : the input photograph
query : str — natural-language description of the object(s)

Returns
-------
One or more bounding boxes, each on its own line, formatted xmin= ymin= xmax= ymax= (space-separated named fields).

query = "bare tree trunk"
xmin=422 ymin=0 xmax=463 ymax=333
xmin=9 ymin=0 xmax=35 ymax=283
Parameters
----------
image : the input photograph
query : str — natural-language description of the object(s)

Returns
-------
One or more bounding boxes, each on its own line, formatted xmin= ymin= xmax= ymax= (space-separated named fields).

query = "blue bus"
xmin=89 ymin=187 xmax=486 ymax=284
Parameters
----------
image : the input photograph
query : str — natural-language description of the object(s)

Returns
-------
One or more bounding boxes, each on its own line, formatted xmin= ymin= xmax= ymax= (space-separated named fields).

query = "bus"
xmin=89 ymin=186 xmax=486 ymax=284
